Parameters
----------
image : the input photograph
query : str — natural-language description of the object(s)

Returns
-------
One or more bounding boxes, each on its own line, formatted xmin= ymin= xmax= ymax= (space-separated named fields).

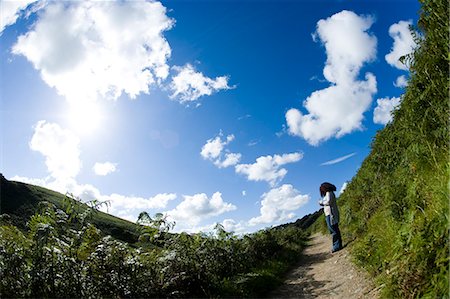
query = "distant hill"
xmin=0 ymin=174 xmax=139 ymax=243
xmin=0 ymin=174 xmax=322 ymax=243
xmin=274 ymin=209 xmax=323 ymax=231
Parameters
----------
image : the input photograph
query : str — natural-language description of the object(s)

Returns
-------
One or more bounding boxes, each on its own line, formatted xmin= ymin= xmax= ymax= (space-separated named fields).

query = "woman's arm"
xmin=318 ymin=192 xmax=331 ymax=206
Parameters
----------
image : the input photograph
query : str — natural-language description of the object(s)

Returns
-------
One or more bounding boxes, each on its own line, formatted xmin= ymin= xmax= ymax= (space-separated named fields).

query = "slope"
xmin=311 ymin=0 xmax=449 ymax=297
xmin=0 ymin=174 xmax=139 ymax=243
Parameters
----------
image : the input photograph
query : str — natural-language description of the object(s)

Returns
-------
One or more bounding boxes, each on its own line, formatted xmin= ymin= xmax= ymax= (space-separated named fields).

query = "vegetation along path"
xmin=269 ymin=233 xmax=380 ymax=299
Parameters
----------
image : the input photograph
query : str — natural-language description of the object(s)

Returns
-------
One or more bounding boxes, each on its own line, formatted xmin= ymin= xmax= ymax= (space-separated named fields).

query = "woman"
xmin=319 ymin=182 xmax=342 ymax=253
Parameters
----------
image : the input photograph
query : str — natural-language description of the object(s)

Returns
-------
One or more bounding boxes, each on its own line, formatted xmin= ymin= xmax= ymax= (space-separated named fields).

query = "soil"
xmin=269 ymin=233 xmax=381 ymax=298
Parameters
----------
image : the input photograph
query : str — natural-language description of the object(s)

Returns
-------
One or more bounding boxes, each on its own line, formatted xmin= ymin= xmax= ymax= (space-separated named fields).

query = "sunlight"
xmin=67 ymin=100 xmax=105 ymax=136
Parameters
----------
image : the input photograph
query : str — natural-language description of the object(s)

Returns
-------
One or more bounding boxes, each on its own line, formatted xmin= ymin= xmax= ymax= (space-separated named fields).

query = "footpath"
xmin=269 ymin=233 xmax=381 ymax=298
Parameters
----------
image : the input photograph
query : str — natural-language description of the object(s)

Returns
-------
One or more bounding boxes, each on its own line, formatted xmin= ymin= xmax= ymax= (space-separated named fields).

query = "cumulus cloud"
xmin=10 ymin=175 xmax=47 ymax=187
xmin=286 ymin=10 xmax=377 ymax=146
xmin=215 ymin=153 xmax=242 ymax=168
xmin=249 ymin=184 xmax=309 ymax=226
xmin=320 ymin=152 xmax=356 ymax=166
xmin=221 ymin=218 xmax=247 ymax=234
xmin=394 ymin=75 xmax=408 ymax=88
xmin=30 ymin=120 xmax=81 ymax=180
xmin=235 ymin=152 xmax=303 ymax=186
xmin=11 ymin=172 xmax=177 ymax=222
xmin=339 ymin=182 xmax=348 ymax=195
xmin=169 ymin=64 xmax=233 ymax=103
xmin=378 ymin=21 xmax=414 ymax=124
xmin=12 ymin=0 xmax=174 ymax=105
xmin=166 ymin=192 xmax=236 ymax=226
xmin=201 ymin=133 xmax=234 ymax=160
xmin=105 ymin=192 xmax=177 ymax=217
xmin=201 ymin=133 xmax=241 ymax=168
xmin=385 ymin=20 xmax=416 ymax=71
xmin=0 ymin=0 xmax=38 ymax=34
xmin=178 ymin=218 xmax=249 ymax=235
xmin=373 ymin=96 xmax=401 ymax=125
xmin=93 ymin=162 xmax=117 ymax=176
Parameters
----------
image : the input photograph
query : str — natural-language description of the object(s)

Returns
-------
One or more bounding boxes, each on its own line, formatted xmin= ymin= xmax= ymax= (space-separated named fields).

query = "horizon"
xmin=1 ymin=0 xmax=420 ymax=234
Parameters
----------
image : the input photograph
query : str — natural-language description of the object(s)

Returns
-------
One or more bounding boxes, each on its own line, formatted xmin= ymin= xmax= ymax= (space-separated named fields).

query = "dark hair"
xmin=320 ymin=182 xmax=336 ymax=197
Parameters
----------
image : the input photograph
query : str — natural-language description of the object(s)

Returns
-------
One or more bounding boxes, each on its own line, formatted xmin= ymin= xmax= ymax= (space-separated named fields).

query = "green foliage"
xmin=307 ymin=212 xmax=329 ymax=236
xmin=324 ymin=0 xmax=449 ymax=297
xmin=137 ymin=211 xmax=175 ymax=245
xmin=0 ymin=176 xmax=139 ymax=243
xmin=0 ymin=199 xmax=308 ymax=298
xmin=0 ymin=174 xmax=314 ymax=297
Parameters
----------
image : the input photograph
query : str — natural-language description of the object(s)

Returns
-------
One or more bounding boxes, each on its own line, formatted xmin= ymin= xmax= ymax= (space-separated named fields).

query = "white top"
xmin=319 ymin=191 xmax=340 ymax=225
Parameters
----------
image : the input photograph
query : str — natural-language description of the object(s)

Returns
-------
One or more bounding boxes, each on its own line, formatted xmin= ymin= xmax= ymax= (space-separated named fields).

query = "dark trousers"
xmin=325 ymin=215 xmax=342 ymax=252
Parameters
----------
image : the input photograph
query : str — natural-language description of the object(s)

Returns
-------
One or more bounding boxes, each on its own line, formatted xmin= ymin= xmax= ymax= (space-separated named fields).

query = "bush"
xmin=0 ymin=201 xmax=308 ymax=298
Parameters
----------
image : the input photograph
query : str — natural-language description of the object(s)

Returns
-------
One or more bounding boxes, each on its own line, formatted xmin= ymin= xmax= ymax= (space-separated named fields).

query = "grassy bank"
xmin=312 ymin=0 xmax=449 ymax=297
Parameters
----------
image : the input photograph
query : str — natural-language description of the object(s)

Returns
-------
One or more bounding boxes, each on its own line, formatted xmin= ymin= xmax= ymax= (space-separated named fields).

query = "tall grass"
xmin=0 ymin=198 xmax=308 ymax=298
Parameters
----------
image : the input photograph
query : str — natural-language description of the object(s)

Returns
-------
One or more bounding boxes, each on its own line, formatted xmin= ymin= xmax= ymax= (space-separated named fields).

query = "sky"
xmin=1 ymin=0 xmax=420 ymax=234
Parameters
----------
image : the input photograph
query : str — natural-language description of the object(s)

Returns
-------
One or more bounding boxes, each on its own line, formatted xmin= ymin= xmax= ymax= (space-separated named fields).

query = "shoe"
xmin=331 ymin=247 xmax=342 ymax=253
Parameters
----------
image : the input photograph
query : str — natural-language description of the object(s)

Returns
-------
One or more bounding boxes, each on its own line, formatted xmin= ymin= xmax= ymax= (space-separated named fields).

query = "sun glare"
xmin=67 ymin=100 xmax=105 ymax=136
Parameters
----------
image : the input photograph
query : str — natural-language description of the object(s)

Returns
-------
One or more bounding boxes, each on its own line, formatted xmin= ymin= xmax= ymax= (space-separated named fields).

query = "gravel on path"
xmin=269 ymin=233 xmax=381 ymax=299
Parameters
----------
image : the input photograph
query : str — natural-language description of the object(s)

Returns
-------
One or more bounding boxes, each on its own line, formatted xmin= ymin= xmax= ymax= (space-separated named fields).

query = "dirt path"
xmin=269 ymin=233 xmax=381 ymax=299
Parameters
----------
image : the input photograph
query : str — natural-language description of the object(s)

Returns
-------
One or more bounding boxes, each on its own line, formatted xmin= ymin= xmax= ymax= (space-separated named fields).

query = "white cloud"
xmin=215 ymin=153 xmax=242 ymax=169
xmin=339 ymin=182 xmax=348 ymax=195
xmin=316 ymin=11 xmax=377 ymax=85
xmin=166 ymin=192 xmax=236 ymax=226
xmin=93 ymin=162 xmax=117 ymax=176
xmin=373 ymin=96 xmax=401 ymax=125
xmin=178 ymin=218 xmax=249 ymax=235
xmin=378 ymin=21 xmax=414 ymax=126
xmin=169 ymin=64 xmax=232 ymax=102
xmin=286 ymin=10 xmax=377 ymax=146
xmin=105 ymin=192 xmax=177 ymax=215
xmin=249 ymin=184 xmax=309 ymax=226
xmin=10 ymin=175 xmax=47 ymax=187
xmin=247 ymin=140 xmax=259 ymax=147
xmin=201 ymin=133 xmax=241 ymax=168
xmin=12 ymin=0 xmax=174 ymax=105
xmin=10 ymin=176 xmax=82 ymax=200
xmin=385 ymin=20 xmax=416 ymax=71
xmin=11 ymin=173 xmax=177 ymax=222
xmin=201 ymin=134 xmax=234 ymax=160
xmin=235 ymin=152 xmax=303 ymax=186
xmin=221 ymin=218 xmax=247 ymax=234
xmin=0 ymin=0 xmax=38 ymax=35
xmin=394 ymin=75 xmax=408 ymax=88
xmin=10 ymin=176 xmax=97 ymax=205
xmin=30 ymin=120 xmax=81 ymax=180
xmin=320 ymin=152 xmax=356 ymax=166
xmin=63 ymin=183 xmax=178 ymax=218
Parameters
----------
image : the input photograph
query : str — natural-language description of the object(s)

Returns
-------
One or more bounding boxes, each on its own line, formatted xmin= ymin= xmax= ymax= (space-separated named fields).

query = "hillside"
xmin=0 ymin=174 xmax=139 ymax=243
xmin=0 ymin=173 xmax=320 ymax=239
xmin=311 ymin=0 xmax=449 ymax=297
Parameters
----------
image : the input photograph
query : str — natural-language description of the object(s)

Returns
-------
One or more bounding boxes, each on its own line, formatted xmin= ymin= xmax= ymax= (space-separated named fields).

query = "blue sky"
xmin=1 ymin=0 xmax=419 ymax=233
